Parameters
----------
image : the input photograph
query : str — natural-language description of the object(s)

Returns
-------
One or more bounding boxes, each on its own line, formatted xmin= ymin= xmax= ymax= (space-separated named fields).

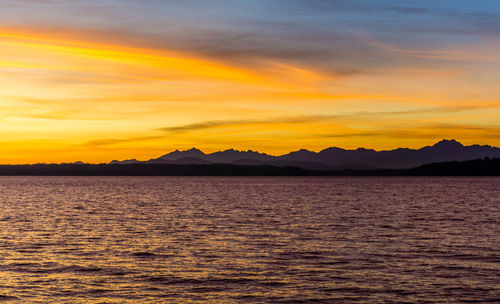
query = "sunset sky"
xmin=1 ymin=0 xmax=499 ymax=163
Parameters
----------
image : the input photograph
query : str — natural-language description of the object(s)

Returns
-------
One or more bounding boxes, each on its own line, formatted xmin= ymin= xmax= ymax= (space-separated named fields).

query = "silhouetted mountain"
xmin=157 ymin=148 xmax=205 ymax=160
xmin=146 ymin=157 xmax=211 ymax=165
xmin=274 ymin=148 xmax=316 ymax=161
xmin=133 ymin=139 xmax=500 ymax=169
xmin=230 ymin=159 xmax=335 ymax=171
xmin=156 ymin=148 xmax=275 ymax=163
xmin=209 ymin=149 xmax=275 ymax=163
xmin=278 ymin=139 xmax=500 ymax=169
xmin=230 ymin=159 xmax=378 ymax=171
xmin=110 ymin=159 xmax=139 ymax=164
xmin=0 ymin=157 xmax=498 ymax=175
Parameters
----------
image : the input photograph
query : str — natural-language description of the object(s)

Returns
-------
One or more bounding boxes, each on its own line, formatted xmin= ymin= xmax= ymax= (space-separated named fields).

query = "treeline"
xmin=0 ymin=164 xmax=311 ymax=176
xmin=408 ymin=157 xmax=500 ymax=176
xmin=0 ymin=157 xmax=498 ymax=176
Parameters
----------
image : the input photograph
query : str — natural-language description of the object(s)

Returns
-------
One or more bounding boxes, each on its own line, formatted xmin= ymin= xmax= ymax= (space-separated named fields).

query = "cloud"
xmin=320 ymin=123 xmax=500 ymax=141
xmin=84 ymin=105 xmax=498 ymax=147
xmin=155 ymin=116 xmax=333 ymax=133
xmin=157 ymin=105 xmax=500 ymax=133
xmin=83 ymin=115 xmax=336 ymax=147
xmin=358 ymin=34 xmax=500 ymax=62
xmin=86 ymin=135 xmax=165 ymax=147
xmin=2 ymin=0 xmax=498 ymax=81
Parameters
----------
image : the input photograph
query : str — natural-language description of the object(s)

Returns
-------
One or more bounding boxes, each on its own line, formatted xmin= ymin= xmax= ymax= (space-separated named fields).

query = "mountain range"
xmin=109 ymin=139 xmax=500 ymax=170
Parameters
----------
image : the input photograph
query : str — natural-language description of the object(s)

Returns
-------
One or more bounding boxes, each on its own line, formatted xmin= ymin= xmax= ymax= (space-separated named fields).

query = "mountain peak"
xmin=159 ymin=147 xmax=205 ymax=160
xmin=432 ymin=139 xmax=464 ymax=148
xmin=112 ymin=140 xmax=500 ymax=170
xmin=289 ymin=148 xmax=314 ymax=154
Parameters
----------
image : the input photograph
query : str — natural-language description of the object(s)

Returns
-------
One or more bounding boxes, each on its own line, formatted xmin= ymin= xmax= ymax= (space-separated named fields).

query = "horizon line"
xmin=2 ymin=138 xmax=498 ymax=166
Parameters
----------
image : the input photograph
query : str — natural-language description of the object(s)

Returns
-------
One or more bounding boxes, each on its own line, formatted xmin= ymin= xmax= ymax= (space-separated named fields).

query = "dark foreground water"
xmin=0 ymin=177 xmax=498 ymax=303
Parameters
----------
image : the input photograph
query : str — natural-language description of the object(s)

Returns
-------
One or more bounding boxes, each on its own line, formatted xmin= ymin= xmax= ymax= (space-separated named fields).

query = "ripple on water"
xmin=0 ymin=176 xmax=497 ymax=303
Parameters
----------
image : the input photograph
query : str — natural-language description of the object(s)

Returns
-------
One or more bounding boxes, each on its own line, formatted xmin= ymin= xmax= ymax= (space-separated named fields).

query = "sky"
xmin=0 ymin=0 xmax=499 ymax=163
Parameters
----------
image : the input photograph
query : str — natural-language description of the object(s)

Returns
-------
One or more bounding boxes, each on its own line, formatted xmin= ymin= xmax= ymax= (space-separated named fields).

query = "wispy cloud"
xmin=320 ymin=123 xmax=500 ymax=141
xmin=84 ymin=105 xmax=499 ymax=147
xmin=359 ymin=34 xmax=500 ymax=62
xmin=0 ymin=1 xmax=500 ymax=162
xmin=155 ymin=116 xmax=332 ymax=133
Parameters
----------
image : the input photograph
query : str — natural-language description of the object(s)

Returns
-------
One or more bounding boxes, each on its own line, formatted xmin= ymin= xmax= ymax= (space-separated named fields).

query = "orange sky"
xmin=0 ymin=1 xmax=499 ymax=163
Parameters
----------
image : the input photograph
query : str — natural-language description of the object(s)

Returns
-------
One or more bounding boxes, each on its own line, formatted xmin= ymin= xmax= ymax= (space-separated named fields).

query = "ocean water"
xmin=0 ymin=176 xmax=498 ymax=303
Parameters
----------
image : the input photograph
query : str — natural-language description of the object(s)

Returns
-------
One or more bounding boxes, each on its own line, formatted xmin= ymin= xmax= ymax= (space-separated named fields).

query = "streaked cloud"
xmin=0 ymin=0 xmax=499 ymax=163
xmin=84 ymin=105 xmax=500 ymax=150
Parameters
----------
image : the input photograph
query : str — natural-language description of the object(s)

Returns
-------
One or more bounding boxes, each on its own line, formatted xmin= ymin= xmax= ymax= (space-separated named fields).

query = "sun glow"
xmin=0 ymin=25 xmax=499 ymax=163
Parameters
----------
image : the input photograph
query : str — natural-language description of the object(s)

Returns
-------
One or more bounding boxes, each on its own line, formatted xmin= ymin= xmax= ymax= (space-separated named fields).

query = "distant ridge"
xmin=110 ymin=139 xmax=500 ymax=170
xmin=0 ymin=157 xmax=499 ymax=176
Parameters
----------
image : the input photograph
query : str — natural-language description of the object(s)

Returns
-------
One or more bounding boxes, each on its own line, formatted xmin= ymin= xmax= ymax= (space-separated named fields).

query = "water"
xmin=0 ymin=177 xmax=498 ymax=303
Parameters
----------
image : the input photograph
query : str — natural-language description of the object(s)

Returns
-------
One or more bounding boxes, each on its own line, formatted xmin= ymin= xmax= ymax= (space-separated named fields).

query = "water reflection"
xmin=0 ymin=177 xmax=498 ymax=303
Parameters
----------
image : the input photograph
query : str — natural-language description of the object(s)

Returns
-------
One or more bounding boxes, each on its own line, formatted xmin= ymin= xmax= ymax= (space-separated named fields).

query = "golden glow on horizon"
xmin=0 ymin=27 xmax=499 ymax=163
